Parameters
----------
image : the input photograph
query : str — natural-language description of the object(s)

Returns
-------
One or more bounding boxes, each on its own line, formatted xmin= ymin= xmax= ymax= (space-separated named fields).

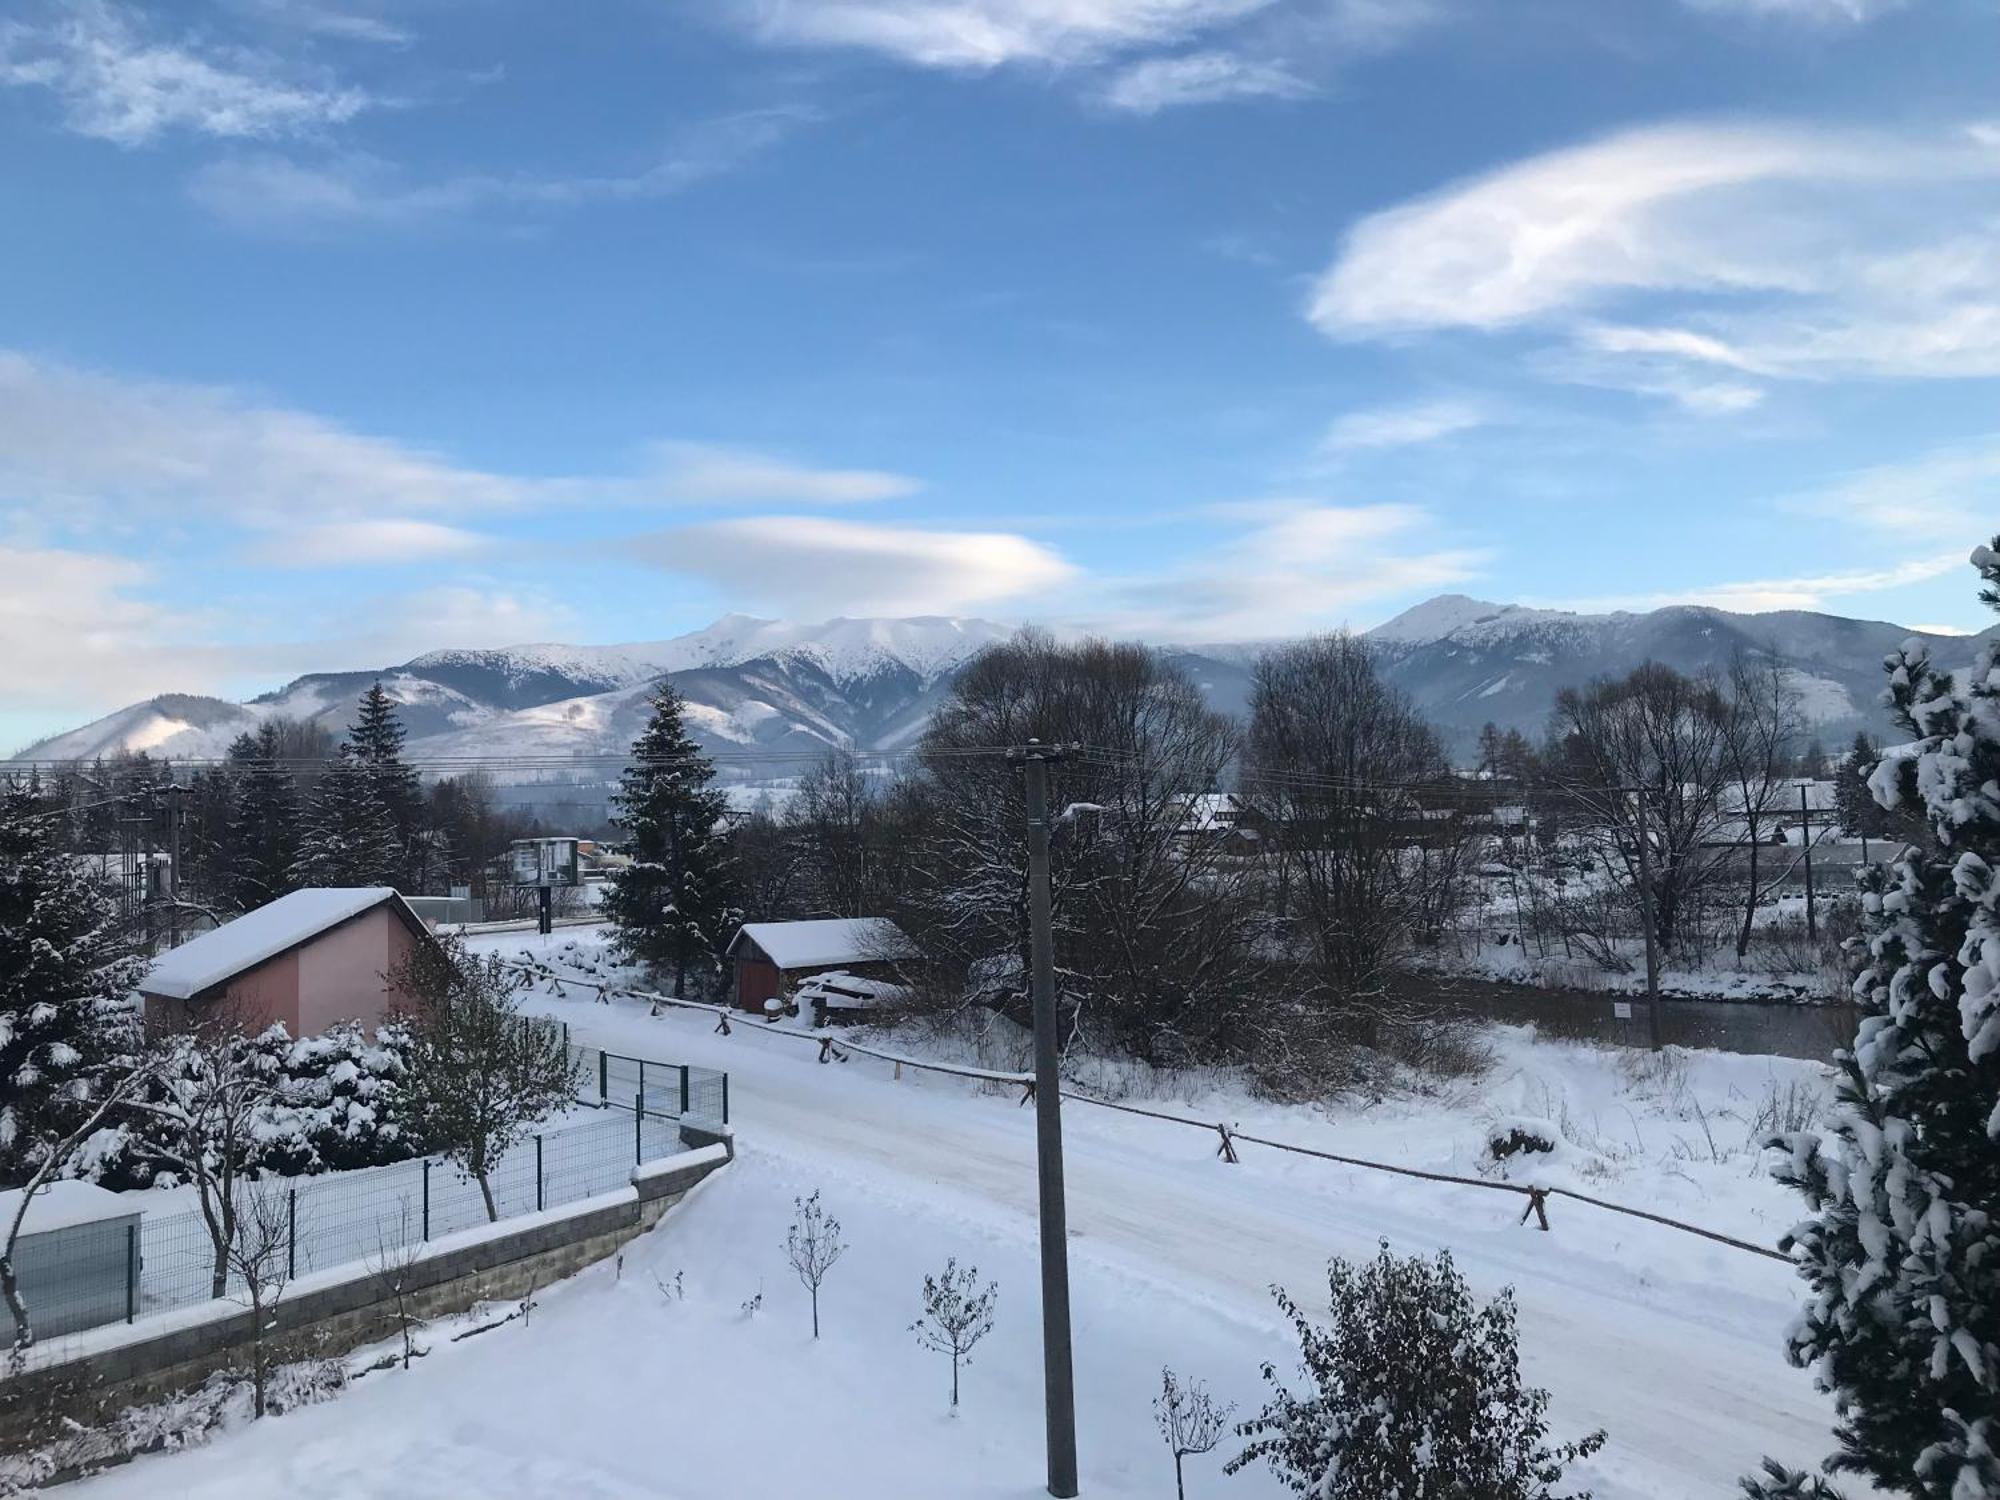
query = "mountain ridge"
xmin=13 ymin=602 xmax=1993 ymax=770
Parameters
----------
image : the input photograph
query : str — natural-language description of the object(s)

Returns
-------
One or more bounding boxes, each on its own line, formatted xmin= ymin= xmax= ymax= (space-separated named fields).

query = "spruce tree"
xmin=1748 ymin=538 xmax=2000 ymax=1499
xmin=0 ymin=781 xmax=141 ymax=1188
xmin=603 ymin=686 xmax=737 ymax=997
xmin=347 ymin=683 xmax=423 ymax=889
xmin=226 ymin=725 xmax=300 ymax=910
xmin=292 ymin=750 xmax=401 ymax=889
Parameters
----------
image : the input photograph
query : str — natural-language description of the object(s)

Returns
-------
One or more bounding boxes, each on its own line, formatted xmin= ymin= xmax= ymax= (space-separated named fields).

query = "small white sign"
xmin=1613 ymin=1002 xmax=1633 ymax=1020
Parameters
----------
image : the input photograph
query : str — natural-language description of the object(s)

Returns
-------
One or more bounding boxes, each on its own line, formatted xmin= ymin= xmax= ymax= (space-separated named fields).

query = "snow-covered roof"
xmin=142 ymin=887 xmax=418 ymax=1001
xmin=728 ymin=918 xmax=914 ymax=970
xmin=0 ymin=1180 xmax=141 ymax=1236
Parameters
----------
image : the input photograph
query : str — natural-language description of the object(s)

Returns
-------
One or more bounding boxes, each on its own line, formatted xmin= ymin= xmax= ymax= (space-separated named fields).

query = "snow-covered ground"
xmin=62 ymin=926 xmax=1864 ymax=1499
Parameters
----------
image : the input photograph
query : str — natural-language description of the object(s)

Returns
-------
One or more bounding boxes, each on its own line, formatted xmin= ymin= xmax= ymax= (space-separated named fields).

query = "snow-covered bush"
xmin=1227 ymin=1241 xmax=1604 ymax=1498
xmin=82 ymin=1022 xmax=424 ymax=1188
xmin=1485 ymin=1119 xmax=1557 ymax=1162
xmin=1751 ymin=538 xmax=2000 ymax=1500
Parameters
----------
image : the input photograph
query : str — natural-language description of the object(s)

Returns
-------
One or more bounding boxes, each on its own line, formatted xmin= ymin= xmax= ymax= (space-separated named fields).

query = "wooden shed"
xmin=725 ymin=918 xmax=914 ymax=1014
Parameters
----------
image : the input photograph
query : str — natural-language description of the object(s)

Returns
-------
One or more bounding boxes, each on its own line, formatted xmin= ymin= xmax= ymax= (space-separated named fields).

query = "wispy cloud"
xmin=245 ymin=518 xmax=492 ymax=567
xmin=1098 ymin=501 xmax=1486 ymax=639
xmin=189 ymin=105 xmax=819 ymax=228
xmin=1551 ymin=553 xmax=1965 ymax=615
xmin=1322 ymin=398 xmax=1486 ymax=451
xmin=1310 ymin=117 xmax=2000 ymax=407
xmin=1101 ymin=49 xmax=1310 ymax=111
xmin=650 ymin=442 xmax=921 ymax=504
xmin=0 ymin=0 xmax=371 ymax=145
xmin=1785 ymin=436 xmax=2000 ymax=542
xmin=0 ymin=351 xmax=922 ymax=524
xmin=729 ymin=0 xmax=1276 ymax=70
xmin=222 ymin=0 xmax=414 ymax=46
xmin=628 ymin=515 xmax=1077 ymax=616
xmin=1681 ymin=0 xmax=1906 ymax=22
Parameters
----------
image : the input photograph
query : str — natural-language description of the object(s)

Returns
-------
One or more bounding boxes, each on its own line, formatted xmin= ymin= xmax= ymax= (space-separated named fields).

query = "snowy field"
xmin=62 ymin=925 xmax=1868 ymax=1499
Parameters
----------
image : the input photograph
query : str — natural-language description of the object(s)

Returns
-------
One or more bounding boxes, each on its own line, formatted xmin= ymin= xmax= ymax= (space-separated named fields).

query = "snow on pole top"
xmin=726 ymin=918 xmax=915 ymax=971
xmin=140 ymin=887 xmax=415 ymax=1001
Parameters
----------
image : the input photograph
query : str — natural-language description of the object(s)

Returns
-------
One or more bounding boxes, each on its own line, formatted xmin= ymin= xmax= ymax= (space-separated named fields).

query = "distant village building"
xmin=725 ymin=918 xmax=915 ymax=1014
xmin=139 ymin=887 xmax=439 ymax=1036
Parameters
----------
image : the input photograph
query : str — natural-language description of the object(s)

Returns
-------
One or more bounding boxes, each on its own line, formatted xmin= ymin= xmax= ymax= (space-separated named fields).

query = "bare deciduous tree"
xmin=784 ymin=1191 xmax=846 ymax=1339
xmin=390 ymin=935 xmax=576 ymax=1221
xmin=1155 ymin=1366 xmax=1235 ymax=1500
xmin=1723 ymin=652 xmax=1805 ymax=958
xmin=366 ymin=1203 xmax=426 ymax=1371
xmin=906 ymin=632 xmax=1266 ymax=1065
xmin=1242 ymin=634 xmax=1458 ymax=1023
xmin=226 ymin=1180 xmax=291 ymax=1419
xmin=126 ymin=1020 xmax=283 ymax=1300
xmin=911 ymin=1257 xmax=997 ymax=1409
xmin=1549 ymin=662 xmax=1734 ymax=956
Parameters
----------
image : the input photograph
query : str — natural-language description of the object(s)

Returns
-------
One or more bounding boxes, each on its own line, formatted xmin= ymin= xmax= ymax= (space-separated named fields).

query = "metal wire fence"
xmin=9 ymin=1057 xmax=725 ymax=1354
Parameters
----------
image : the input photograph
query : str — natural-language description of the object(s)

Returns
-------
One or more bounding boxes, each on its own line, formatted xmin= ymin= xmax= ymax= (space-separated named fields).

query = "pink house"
xmin=140 ymin=888 xmax=438 ymax=1037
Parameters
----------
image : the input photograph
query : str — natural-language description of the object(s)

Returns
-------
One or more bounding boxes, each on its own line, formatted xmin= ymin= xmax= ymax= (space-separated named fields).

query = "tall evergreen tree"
xmin=226 ymin=725 xmax=300 ymax=910
xmin=346 ymin=683 xmax=424 ymax=889
xmin=292 ymin=750 xmax=401 ymax=888
xmin=1748 ymin=539 xmax=2000 ymax=1500
xmin=0 ymin=781 xmax=140 ymax=1188
xmin=603 ymin=686 xmax=737 ymax=997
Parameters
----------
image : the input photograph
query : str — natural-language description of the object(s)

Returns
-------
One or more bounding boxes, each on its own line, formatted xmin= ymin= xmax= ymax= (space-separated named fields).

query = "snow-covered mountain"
xmin=15 ymin=616 xmax=1014 ymax=771
xmin=15 ymin=601 xmax=1992 ymax=772
xmin=1364 ymin=593 xmax=1994 ymax=751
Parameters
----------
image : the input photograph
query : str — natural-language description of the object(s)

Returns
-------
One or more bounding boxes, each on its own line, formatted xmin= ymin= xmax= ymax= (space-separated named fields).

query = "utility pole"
xmin=1631 ymin=782 xmax=1664 ymax=1051
xmin=1799 ymin=781 xmax=1817 ymax=941
xmin=1014 ymin=740 xmax=1079 ymax=1499
xmin=163 ymin=783 xmax=187 ymax=950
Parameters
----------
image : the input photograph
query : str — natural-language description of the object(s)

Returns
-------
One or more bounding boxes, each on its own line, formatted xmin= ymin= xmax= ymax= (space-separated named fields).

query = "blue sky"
xmin=3 ymin=0 xmax=1999 ymax=748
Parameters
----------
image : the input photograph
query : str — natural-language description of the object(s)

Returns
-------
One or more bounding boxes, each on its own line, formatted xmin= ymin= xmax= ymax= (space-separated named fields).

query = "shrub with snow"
xmin=1227 ymin=1240 xmax=1604 ymax=1499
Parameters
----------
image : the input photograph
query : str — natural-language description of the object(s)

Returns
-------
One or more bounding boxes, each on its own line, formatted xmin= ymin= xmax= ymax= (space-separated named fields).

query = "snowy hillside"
xmin=1366 ymin=595 xmax=1989 ymax=751
xmin=15 ymin=601 xmax=1992 ymax=768
xmin=12 ymin=616 xmax=1016 ymax=769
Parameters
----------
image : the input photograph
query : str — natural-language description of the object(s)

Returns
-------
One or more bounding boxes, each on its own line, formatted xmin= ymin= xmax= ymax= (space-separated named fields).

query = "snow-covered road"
xmin=504 ymin=932 xmax=1857 ymax=1500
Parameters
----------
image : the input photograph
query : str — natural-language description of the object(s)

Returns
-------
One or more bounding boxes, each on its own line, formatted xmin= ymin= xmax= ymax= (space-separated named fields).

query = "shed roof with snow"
xmin=0 ymin=1180 xmax=140 ymax=1238
xmin=141 ymin=887 xmax=429 ymax=1002
xmin=725 ymin=918 xmax=915 ymax=972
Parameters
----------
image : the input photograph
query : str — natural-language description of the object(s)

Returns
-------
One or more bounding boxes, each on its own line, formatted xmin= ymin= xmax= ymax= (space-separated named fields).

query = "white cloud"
xmin=0 ymin=544 xmax=225 ymax=719
xmin=630 ymin=515 xmax=1077 ymax=615
xmin=1788 ymin=437 xmax=2000 ymax=541
xmin=0 ymin=0 xmax=370 ymax=146
xmin=1101 ymin=49 xmax=1310 ymax=111
xmin=730 ymin=0 xmax=1275 ymax=69
xmin=191 ymin=107 xmax=817 ymax=229
xmin=0 ymin=351 xmax=917 ymax=526
xmin=1101 ymin=501 xmax=1486 ymax=639
xmin=1310 ymin=117 xmax=2000 ymax=401
xmin=246 ymin=518 xmax=491 ymax=567
xmin=345 ymin=584 xmax=578 ymax=656
xmin=1552 ymin=553 xmax=1965 ymax=614
xmin=650 ymin=442 xmax=921 ymax=504
xmin=0 ymin=350 xmax=538 ymax=519
xmin=1682 ymin=0 xmax=1905 ymax=21
xmin=1322 ymin=398 xmax=1485 ymax=451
